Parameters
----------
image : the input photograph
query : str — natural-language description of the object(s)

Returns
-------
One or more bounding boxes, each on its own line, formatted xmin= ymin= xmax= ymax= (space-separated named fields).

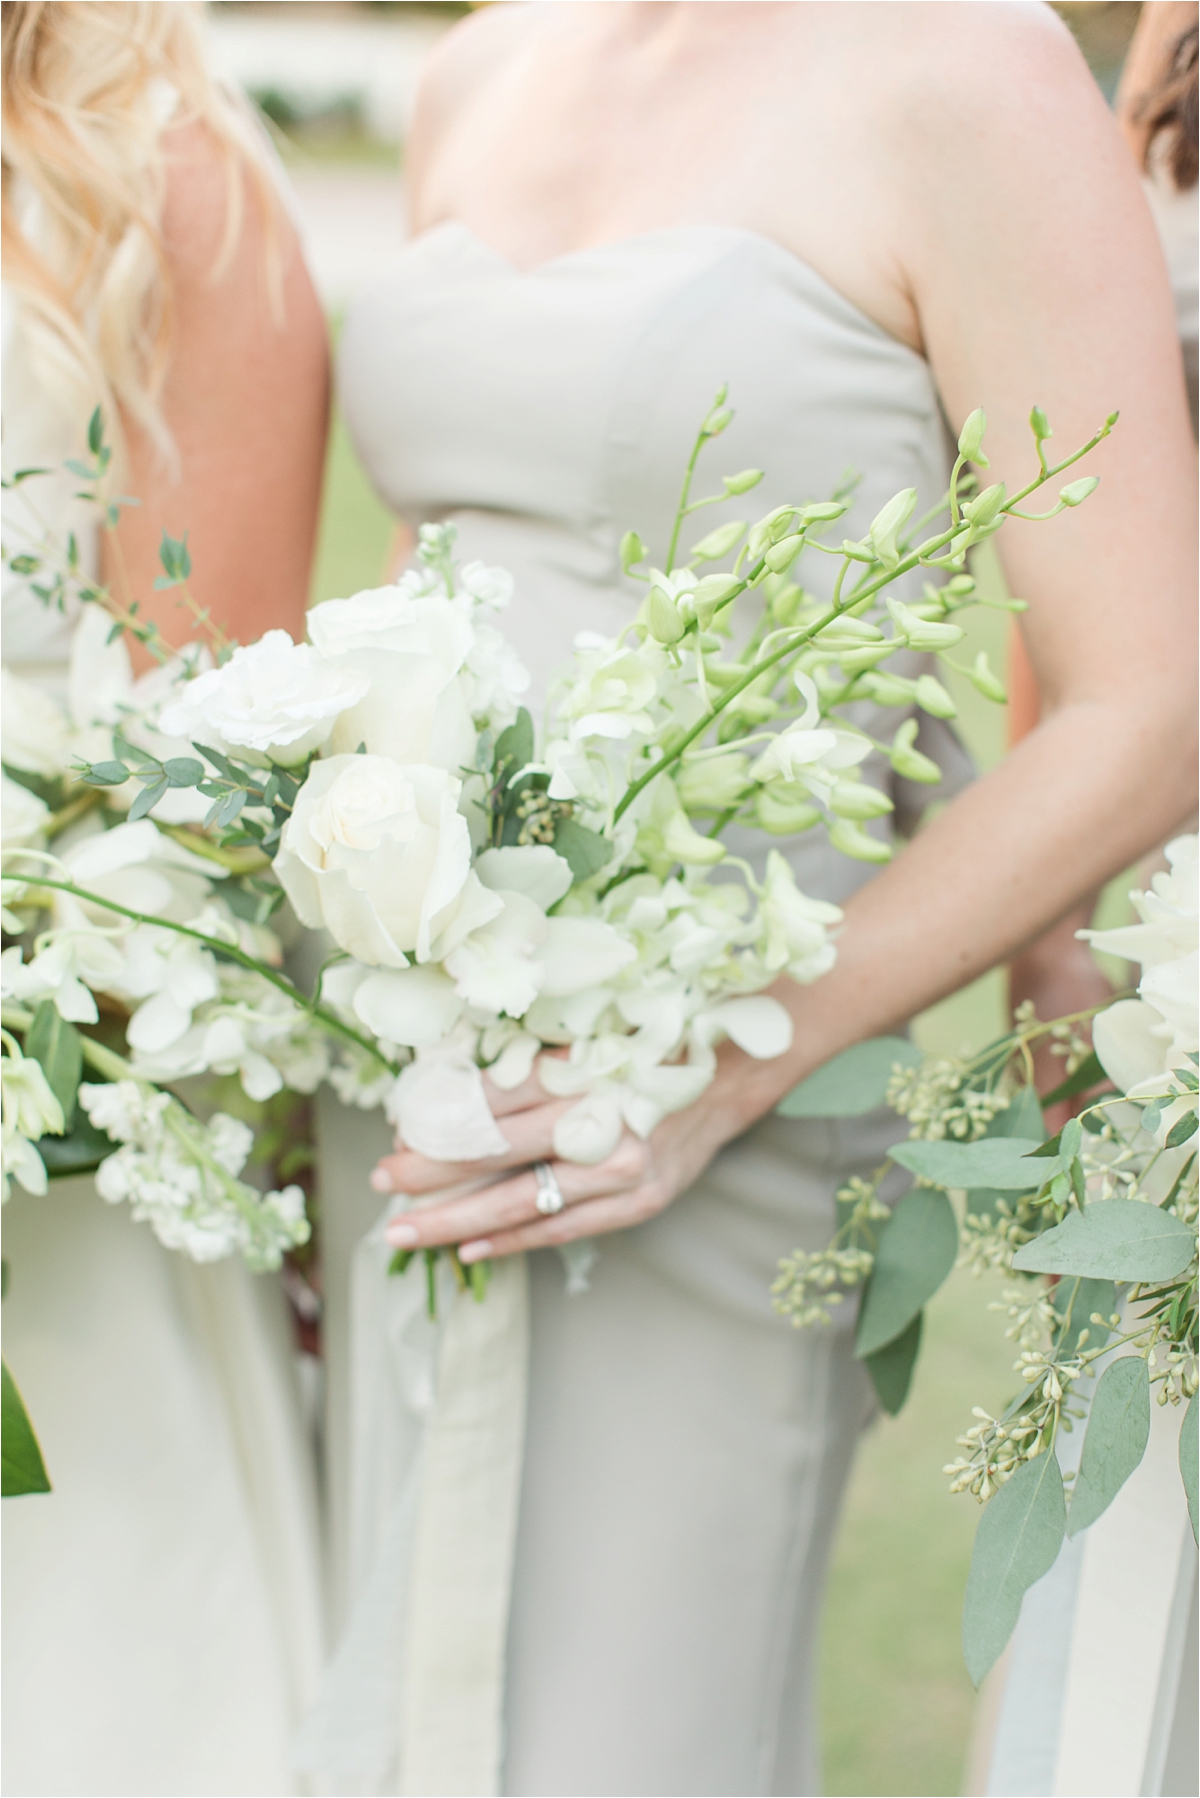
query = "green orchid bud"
xmin=677 ymin=751 xmax=751 ymax=812
xmin=1029 ymin=405 xmax=1052 ymax=444
xmin=885 ymin=598 xmax=965 ymax=652
xmin=858 ymin=670 xmax=917 ymax=706
xmin=889 ymin=717 xmax=941 ymax=784
xmin=915 ymin=674 xmax=957 ymax=720
xmin=957 ymin=408 xmax=989 ymax=466
xmin=723 ymin=468 xmax=764 ymax=495
xmin=835 ymin=641 xmax=897 ymax=673
xmin=693 ymin=573 xmax=741 ymax=626
xmin=764 ymin=532 xmax=805 ymax=574
xmin=962 ymin=482 xmax=1007 ymax=529
xmin=968 ymin=651 xmax=1007 ymax=703
xmin=868 ymin=487 xmax=918 ymax=568
xmin=747 ymin=505 xmax=802 ymax=561
xmin=645 ymin=583 xmax=685 ymax=644
xmin=828 ymin=818 xmax=892 ymax=863
xmin=664 ymin=809 xmax=726 ymax=864
xmin=829 ymin=780 xmax=894 ymax=821
xmin=946 ymin=574 xmax=976 ymax=597
xmin=754 ymin=782 xmax=823 ymax=836
xmin=620 ymin=530 xmax=647 ymax=573
xmin=840 ymin=538 xmax=877 ymax=563
xmin=816 ymin=615 xmax=884 ymax=645
xmin=1059 ymin=475 xmax=1099 ymax=507
xmin=800 ymin=500 xmax=849 ymax=525
xmin=703 ymin=405 xmax=734 ymax=438
xmin=691 ymin=519 xmax=748 ymax=563
xmin=702 ymin=657 xmax=746 ymax=689
xmin=769 ymin=581 xmax=803 ymax=625
xmin=719 ymin=693 xmax=778 ymax=731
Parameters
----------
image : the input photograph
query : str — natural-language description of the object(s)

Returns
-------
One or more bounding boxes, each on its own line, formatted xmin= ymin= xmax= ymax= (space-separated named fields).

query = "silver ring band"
xmin=533 ymin=1161 xmax=566 ymax=1216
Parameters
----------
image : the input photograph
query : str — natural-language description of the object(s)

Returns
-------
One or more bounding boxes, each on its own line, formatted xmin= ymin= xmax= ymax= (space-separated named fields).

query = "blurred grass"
xmin=311 ymin=403 xmax=1133 ymax=1798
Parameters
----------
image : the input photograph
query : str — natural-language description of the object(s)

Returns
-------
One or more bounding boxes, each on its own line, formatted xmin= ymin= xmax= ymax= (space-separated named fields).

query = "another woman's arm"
xmin=373 ymin=14 xmax=1197 ymax=1259
xmin=105 ymin=121 xmax=329 ymax=663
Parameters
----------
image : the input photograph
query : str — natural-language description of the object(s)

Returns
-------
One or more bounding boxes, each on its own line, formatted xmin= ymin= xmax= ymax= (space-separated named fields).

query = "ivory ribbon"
xmin=293 ymin=1200 xmax=529 ymax=1798
xmin=398 ymin=1253 xmax=529 ymax=1796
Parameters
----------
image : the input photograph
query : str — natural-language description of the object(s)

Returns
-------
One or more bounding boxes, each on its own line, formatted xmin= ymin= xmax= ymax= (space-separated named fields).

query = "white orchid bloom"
xmin=756 ymin=851 xmax=843 ymax=982
xmin=385 ymin=1036 xmax=510 ymax=1161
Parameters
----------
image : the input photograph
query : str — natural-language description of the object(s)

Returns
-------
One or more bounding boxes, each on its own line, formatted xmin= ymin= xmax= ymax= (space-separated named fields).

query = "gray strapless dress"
xmin=326 ymin=222 xmax=960 ymax=1797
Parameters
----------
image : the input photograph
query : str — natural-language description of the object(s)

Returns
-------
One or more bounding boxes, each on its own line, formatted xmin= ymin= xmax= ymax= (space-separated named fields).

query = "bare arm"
xmin=104 ymin=122 xmax=329 ymax=668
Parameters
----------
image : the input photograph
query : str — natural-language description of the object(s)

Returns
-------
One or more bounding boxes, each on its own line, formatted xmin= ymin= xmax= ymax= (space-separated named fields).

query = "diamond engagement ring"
xmin=533 ymin=1161 xmax=566 ymax=1216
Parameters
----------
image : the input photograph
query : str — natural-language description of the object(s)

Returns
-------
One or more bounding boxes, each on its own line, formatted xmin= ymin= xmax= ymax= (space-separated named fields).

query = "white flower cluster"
xmin=79 ymin=1080 xmax=308 ymax=1270
xmin=1082 ymin=836 xmax=1199 ymax=1142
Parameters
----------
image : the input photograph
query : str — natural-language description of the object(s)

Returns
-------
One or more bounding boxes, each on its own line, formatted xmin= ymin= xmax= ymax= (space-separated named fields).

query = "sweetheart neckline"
xmin=403 ymin=219 xmax=927 ymax=367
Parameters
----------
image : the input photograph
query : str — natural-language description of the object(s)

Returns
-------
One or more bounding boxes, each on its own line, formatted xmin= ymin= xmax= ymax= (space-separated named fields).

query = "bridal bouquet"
xmin=2 ymin=395 xmax=1110 ymax=1481
xmin=775 ymin=837 xmax=1198 ymax=1683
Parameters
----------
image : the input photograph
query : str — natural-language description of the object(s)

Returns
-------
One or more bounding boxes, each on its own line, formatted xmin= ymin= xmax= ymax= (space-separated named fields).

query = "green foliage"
xmin=1011 ymin=1198 xmax=1196 ymax=1283
xmin=1181 ymin=1397 xmax=1197 ymax=1543
xmin=856 ymin=1187 xmax=958 ymax=1359
xmin=1052 ymin=1276 xmax=1114 ymax=1359
xmin=24 ymin=1001 xmax=82 ymax=1129
xmin=153 ymin=531 xmax=192 ymax=590
xmin=552 ymin=818 xmax=612 ymax=883
xmin=890 ymin=1135 xmax=1052 ymax=1191
xmin=1 ymin=1361 xmax=51 ymax=1497
xmin=38 ymin=1111 xmax=118 ymax=1178
xmin=961 ymin=1449 xmax=1065 ymax=1687
xmin=865 ymin=1311 xmax=923 ymax=1415
xmin=777 ymin=1037 xmax=922 ymax=1119
xmin=1067 ymin=1356 xmax=1150 ymax=1536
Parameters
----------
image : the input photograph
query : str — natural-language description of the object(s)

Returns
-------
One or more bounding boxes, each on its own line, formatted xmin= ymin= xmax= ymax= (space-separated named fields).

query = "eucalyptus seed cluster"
xmin=943 ymin=1401 xmax=1060 ymax=1501
xmin=958 ymin=1198 xmax=1037 ymax=1275
xmin=771 ymin=1173 xmax=889 ymax=1328
xmin=886 ymin=1056 xmax=1010 ymax=1142
xmin=991 ymin=1283 xmax=1060 ymax=1351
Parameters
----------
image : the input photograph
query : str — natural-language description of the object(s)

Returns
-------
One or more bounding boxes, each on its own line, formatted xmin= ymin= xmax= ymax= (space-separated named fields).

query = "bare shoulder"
xmin=407 ymin=3 xmax=542 ymax=207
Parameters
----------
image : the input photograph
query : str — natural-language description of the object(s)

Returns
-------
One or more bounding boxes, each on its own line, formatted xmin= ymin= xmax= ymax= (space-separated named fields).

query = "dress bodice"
xmin=339 ymin=221 xmax=962 ymax=903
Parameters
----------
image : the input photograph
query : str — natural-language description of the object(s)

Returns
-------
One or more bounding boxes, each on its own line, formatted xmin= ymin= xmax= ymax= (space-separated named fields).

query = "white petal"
xmin=475 ymin=846 xmax=573 ymax=910
xmin=388 ymin=1056 xmax=510 ymax=1161
xmin=541 ymin=918 xmax=637 ymax=996
xmin=353 ymin=966 xmax=465 ymax=1048
xmin=702 ymin=995 xmax=794 ymax=1059
xmin=1093 ymin=999 xmax=1168 ymax=1094
xmin=553 ymin=1089 xmax=624 ymax=1164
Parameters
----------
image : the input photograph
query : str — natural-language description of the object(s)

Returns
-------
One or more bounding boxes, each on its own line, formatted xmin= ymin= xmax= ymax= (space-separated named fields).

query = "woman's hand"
xmin=374 ymin=1043 xmax=777 ymax=1263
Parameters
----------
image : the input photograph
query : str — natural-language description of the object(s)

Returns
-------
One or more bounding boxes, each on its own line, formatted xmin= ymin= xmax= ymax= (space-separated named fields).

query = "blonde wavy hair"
xmin=1 ymin=0 xmax=279 ymax=461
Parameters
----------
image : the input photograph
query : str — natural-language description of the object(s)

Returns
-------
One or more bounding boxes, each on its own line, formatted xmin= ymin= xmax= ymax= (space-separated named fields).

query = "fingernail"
xmin=370 ymin=1168 xmax=393 ymax=1194
xmin=387 ymin=1221 xmax=419 ymax=1248
xmin=458 ymin=1240 xmax=492 ymax=1264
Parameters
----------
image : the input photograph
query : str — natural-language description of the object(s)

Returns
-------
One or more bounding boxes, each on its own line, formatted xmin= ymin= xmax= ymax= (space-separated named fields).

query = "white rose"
xmin=158 ymin=630 xmax=367 ymax=766
xmin=275 ymin=754 xmax=501 ymax=968
xmin=308 ymin=589 xmax=477 ymax=770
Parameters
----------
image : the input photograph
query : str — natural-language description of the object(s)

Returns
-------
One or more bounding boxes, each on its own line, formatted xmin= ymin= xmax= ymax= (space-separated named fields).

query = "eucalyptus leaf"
xmin=1 ymin=1360 xmax=51 ymax=1497
xmin=24 ymin=1001 xmax=81 ymax=1128
xmin=1052 ymin=1276 xmax=1113 ymax=1359
xmin=987 ymin=1086 xmax=1046 ymax=1142
xmin=855 ymin=1186 xmax=958 ymax=1358
xmin=962 ymin=1450 xmax=1065 ymax=1687
xmin=1180 ymin=1397 xmax=1197 ymax=1544
xmin=890 ymin=1136 xmax=1051 ymax=1191
xmin=864 ymin=1310 xmax=922 ymax=1415
xmin=1166 ymin=1111 xmax=1198 ymax=1149
xmin=777 ymin=1036 xmax=922 ymax=1119
xmin=128 ymin=777 xmax=169 ymax=822
xmin=494 ymin=708 xmax=534 ymax=775
xmin=1067 ymin=1356 xmax=1150 ymax=1537
xmin=552 ymin=818 xmax=612 ymax=884
xmin=1011 ymin=1198 xmax=1196 ymax=1283
xmin=39 ymin=1111 xmax=118 ymax=1178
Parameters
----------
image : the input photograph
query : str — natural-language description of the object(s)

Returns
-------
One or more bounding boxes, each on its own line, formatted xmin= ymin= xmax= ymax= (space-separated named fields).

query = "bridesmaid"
xmin=2 ymin=4 xmax=327 ymax=1792
xmin=327 ymin=4 xmax=1196 ymax=1794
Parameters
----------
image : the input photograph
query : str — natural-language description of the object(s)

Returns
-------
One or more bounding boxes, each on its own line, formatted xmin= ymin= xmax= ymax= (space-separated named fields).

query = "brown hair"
xmin=1139 ymin=21 xmax=1199 ymax=190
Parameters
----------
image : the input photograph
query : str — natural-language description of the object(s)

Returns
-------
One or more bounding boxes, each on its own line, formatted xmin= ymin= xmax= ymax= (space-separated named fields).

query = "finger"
xmin=374 ymin=1098 xmax=578 ymax=1194
xmin=384 ymin=1149 xmax=644 ymax=1250
xmin=457 ymin=1188 xmax=660 ymax=1261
